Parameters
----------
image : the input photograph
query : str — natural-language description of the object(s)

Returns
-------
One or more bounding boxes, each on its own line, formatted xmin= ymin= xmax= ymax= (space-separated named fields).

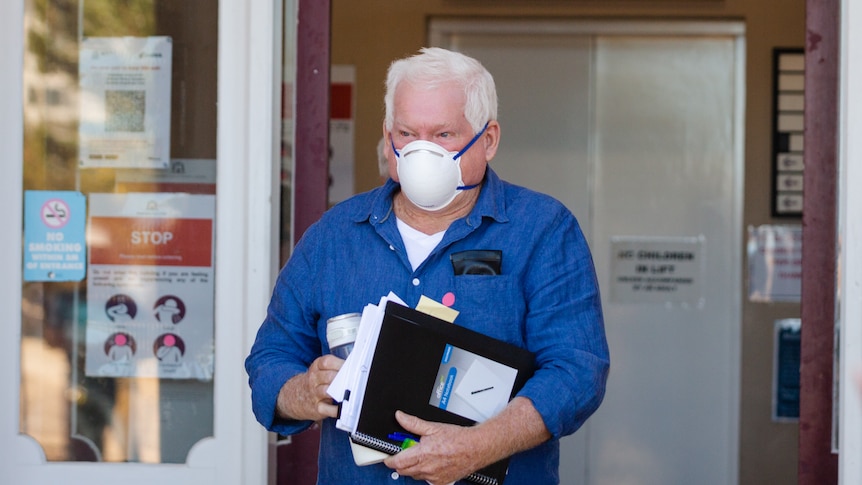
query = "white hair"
xmin=383 ymin=47 xmax=497 ymax=133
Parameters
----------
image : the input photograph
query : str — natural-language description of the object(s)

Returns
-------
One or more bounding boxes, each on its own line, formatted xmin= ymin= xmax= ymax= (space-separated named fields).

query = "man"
xmin=246 ymin=47 xmax=609 ymax=484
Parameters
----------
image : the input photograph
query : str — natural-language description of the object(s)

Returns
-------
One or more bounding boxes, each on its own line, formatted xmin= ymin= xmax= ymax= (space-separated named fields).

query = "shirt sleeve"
xmin=244 ymin=231 xmax=324 ymax=436
xmin=516 ymin=207 xmax=610 ymax=439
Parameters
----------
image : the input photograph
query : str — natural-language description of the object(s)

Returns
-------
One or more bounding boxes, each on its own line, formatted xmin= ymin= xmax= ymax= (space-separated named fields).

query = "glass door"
xmin=20 ymin=0 xmax=218 ymax=464
xmin=2 ymin=0 xmax=291 ymax=483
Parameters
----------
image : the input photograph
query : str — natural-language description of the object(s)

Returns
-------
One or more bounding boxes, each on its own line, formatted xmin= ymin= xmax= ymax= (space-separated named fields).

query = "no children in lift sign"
xmin=609 ymin=236 xmax=705 ymax=307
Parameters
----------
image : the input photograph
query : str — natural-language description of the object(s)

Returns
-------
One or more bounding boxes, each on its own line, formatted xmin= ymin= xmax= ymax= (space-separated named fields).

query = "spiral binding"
xmin=350 ymin=432 xmax=499 ymax=485
xmin=465 ymin=471 xmax=497 ymax=485
xmin=350 ymin=432 xmax=401 ymax=455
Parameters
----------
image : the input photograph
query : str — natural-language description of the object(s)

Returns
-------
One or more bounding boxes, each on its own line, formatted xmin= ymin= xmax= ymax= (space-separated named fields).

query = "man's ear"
xmin=381 ymin=123 xmax=391 ymax=158
xmin=483 ymin=120 xmax=501 ymax=161
xmin=382 ymin=123 xmax=399 ymax=181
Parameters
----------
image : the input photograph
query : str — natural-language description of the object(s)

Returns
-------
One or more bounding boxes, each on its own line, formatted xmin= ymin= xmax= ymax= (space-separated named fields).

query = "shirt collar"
xmin=353 ymin=166 xmax=509 ymax=226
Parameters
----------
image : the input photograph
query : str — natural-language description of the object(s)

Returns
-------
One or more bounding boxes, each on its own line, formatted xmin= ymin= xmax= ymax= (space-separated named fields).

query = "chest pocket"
xmin=452 ymin=275 xmax=525 ymax=344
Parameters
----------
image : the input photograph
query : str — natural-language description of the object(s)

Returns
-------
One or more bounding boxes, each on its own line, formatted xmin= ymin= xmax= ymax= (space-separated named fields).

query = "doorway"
xmin=432 ymin=19 xmax=745 ymax=485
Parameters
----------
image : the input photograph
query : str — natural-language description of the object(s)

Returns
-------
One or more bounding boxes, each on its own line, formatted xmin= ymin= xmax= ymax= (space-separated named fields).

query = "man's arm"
xmin=383 ymin=396 xmax=550 ymax=485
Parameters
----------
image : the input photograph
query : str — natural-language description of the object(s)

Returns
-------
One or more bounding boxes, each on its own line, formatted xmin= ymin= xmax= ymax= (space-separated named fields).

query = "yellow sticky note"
xmin=416 ymin=295 xmax=459 ymax=323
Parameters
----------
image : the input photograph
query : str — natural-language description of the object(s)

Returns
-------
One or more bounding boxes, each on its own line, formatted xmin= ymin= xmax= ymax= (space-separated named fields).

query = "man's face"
xmin=384 ymin=81 xmax=498 ymax=187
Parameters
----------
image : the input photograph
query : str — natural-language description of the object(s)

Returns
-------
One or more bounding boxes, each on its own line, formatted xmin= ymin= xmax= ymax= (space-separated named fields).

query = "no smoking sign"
xmin=24 ymin=191 xmax=87 ymax=282
xmin=41 ymin=198 xmax=71 ymax=229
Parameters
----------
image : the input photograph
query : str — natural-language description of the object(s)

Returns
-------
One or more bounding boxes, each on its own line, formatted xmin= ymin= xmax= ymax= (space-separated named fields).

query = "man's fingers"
xmin=315 ymin=354 xmax=345 ymax=371
xmin=308 ymin=355 xmax=343 ymax=390
xmin=395 ymin=410 xmax=435 ymax=436
xmin=317 ymin=401 xmax=339 ymax=419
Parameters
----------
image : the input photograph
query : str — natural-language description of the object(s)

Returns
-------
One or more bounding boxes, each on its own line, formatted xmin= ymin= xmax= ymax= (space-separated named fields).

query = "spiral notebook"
xmin=350 ymin=301 xmax=535 ymax=485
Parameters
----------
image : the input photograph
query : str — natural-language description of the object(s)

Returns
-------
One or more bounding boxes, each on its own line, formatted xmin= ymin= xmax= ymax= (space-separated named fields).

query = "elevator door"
xmin=432 ymin=19 xmax=745 ymax=485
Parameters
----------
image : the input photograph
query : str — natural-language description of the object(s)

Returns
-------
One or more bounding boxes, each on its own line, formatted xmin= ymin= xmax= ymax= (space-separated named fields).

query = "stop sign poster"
xmin=85 ymin=193 xmax=215 ymax=380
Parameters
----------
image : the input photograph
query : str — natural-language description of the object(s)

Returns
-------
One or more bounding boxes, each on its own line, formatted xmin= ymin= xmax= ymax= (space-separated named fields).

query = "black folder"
xmin=351 ymin=301 xmax=535 ymax=485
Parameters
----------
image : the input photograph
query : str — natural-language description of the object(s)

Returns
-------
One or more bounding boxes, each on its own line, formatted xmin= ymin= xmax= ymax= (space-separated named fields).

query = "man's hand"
xmin=383 ymin=397 xmax=551 ymax=485
xmin=276 ymin=355 xmax=344 ymax=421
xmin=384 ymin=411 xmax=481 ymax=485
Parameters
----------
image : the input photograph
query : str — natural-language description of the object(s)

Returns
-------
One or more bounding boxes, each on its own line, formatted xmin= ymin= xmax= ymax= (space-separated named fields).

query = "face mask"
xmin=392 ymin=122 xmax=488 ymax=211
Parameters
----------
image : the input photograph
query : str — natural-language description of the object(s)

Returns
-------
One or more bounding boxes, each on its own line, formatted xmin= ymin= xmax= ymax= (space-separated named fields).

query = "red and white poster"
xmin=85 ymin=193 xmax=215 ymax=380
xmin=329 ymin=65 xmax=355 ymax=205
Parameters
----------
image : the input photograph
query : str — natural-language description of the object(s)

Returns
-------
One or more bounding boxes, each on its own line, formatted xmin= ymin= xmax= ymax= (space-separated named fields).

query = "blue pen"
xmin=388 ymin=432 xmax=420 ymax=449
xmin=388 ymin=431 xmax=418 ymax=442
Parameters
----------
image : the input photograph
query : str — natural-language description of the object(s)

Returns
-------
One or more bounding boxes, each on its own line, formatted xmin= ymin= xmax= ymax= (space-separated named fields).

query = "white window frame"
xmin=0 ymin=1 xmax=281 ymax=483
xmin=838 ymin=1 xmax=862 ymax=483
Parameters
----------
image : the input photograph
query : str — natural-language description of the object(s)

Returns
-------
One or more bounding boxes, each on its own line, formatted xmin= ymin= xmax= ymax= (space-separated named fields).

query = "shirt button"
xmin=390 ymin=471 xmax=400 ymax=480
xmin=389 ymin=245 xmax=395 ymax=251
xmin=412 ymin=278 xmax=420 ymax=286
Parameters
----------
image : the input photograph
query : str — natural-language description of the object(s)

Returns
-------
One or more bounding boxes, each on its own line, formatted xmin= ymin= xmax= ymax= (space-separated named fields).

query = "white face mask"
xmin=392 ymin=122 xmax=488 ymax=211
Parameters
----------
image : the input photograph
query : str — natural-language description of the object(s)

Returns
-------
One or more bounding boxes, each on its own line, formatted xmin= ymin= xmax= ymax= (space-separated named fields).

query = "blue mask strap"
xmin=455 ymin=121 xmax=489 ymax=191
xmin=453 ymin=121 xmax=490 ymax=161
xmin=390 ymin=134 xmax=401 ymax=158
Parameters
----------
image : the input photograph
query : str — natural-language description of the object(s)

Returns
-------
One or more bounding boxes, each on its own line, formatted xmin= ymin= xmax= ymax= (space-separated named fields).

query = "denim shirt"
xmin=245 ymin=167 xmax=609 ymax=485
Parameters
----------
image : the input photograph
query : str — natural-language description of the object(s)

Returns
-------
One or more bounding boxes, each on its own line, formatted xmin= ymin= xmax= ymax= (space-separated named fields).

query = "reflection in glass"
xmin=21 ymin=0 xmax=218 ymax=463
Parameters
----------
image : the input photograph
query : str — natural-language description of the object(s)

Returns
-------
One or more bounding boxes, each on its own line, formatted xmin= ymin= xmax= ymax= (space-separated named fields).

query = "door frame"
xmin=836 ymin=2 xmax=862 ymax=484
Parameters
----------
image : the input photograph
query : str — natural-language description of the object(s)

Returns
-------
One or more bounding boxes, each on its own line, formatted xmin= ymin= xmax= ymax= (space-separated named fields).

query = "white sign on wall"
xmin=610 ymin=236 xmax=705 ymax=306
xmin=747 ymin=225 xmax=802 ymax=302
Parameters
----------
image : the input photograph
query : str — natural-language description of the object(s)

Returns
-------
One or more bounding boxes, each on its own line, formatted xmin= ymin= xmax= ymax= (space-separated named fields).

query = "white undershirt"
xmin=396 ymin=217 xmax=445 ymax=271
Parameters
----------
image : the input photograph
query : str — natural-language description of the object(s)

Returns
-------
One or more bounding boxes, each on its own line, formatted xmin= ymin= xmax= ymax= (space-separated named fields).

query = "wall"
xmin=331 ymin=1 xmax=805 ymax=483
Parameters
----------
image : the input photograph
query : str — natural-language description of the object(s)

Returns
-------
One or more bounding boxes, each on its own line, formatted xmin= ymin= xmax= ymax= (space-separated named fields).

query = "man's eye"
xmin=399 ymin=131 xmax=412 ymax=137
xmin=439 ymin=132 xmax=450 ymax=138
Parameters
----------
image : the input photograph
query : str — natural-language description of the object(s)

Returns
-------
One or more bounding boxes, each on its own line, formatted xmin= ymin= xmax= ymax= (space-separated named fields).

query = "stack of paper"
xmin=327 ymin=292 xmax=405 ymax=465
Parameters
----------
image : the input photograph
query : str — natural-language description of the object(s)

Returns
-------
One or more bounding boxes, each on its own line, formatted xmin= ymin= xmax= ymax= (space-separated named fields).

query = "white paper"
xmin=79 ymin=36 xmax=173 ymax=169
xmin=329 ymin=302 xmax=380 ymax=431
xmin=349 ymin=439 xmax=389 ymax=466
xmin=326 ymin=293 xmax=405 ymax=467
xmin=328 ymin=292 xmax=404 ymax=433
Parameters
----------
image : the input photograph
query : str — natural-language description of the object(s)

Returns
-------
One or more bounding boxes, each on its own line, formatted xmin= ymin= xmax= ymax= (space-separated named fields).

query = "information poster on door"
xmin=85 ymin=193 xmax=214 ymax=380
xmin=78 ymin=36 xmax=172 ymax=169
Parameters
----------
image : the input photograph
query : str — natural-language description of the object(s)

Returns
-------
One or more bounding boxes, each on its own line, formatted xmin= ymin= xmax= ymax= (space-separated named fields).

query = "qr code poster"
xmin=79 ymin=36 xmax=172 ymax=169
